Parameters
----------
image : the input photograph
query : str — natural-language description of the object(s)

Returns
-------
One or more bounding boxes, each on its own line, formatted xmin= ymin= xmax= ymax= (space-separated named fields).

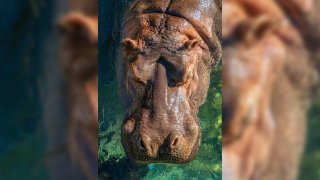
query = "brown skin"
xmin=120 ymin=0 xmax=221 ymax=163
xmin=222 ymin=0 xmax=318 ymax=179
xmin=58 ymin=12 xmax=98 ymax=179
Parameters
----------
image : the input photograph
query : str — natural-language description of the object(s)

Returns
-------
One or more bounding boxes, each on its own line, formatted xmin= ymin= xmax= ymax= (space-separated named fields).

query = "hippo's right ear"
xmin=122 ymin=38 xmax=145 ymax=52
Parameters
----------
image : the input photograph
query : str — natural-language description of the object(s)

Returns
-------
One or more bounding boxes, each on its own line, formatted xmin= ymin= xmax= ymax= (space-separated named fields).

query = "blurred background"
xmin=0 ymin=0 xmax=99 ymax=179
xmin=0 ymin=0 xmax=53 ymax=179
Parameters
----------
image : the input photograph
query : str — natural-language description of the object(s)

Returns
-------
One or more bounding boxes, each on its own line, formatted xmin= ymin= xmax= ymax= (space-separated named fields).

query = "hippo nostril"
xmin=171 ymin=137 xmax=179 ymax=147
xmin=170 ymin=133 xmax=182 ymax=148
xmin=139 ymin=139 xmax=146 ymax=149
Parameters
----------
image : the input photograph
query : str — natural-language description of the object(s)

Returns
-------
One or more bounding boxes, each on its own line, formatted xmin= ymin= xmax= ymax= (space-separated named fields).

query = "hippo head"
xmin=119 ymin=12 xmax=217 ymax=163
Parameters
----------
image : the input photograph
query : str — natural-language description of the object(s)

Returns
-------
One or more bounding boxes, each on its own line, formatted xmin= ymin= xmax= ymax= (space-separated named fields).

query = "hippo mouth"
xmin=121 ymin=62 xmax=201 ymax=163
xmin=121 ymin=111 xmax=201 ymax=163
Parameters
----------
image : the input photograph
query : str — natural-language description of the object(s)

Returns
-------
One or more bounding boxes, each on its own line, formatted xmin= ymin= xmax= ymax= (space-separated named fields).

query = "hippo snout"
xmin=121 ymin=116 xmax=201 ymax=163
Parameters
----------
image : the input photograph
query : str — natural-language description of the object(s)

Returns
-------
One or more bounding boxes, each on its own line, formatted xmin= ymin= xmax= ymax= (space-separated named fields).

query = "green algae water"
xmin=98 ymin=64 xmax=222 ymax=179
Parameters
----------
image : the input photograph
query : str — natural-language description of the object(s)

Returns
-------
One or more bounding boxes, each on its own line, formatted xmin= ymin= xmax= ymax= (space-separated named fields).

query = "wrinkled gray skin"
xmin=119 ymin=0 xmax=221 ymax=163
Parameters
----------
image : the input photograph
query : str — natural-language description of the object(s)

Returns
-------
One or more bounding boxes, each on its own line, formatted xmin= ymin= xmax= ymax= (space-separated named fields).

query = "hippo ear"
xmin=184 ymin=39 xmax=202 ymax=50
xmin=122 ymin=38 xmax=145 ymax=52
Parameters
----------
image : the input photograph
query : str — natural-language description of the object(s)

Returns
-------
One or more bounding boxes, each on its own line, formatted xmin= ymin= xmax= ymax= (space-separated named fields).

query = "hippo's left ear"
xmin=184 ymin=39 xmax=202 ymax=50
xmin=122 ymin=38 xmax=145 ymax=52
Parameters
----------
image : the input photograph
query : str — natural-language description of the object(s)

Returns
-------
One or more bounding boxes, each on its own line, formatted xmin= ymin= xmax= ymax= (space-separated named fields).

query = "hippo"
xmin=119 ymin=0 xmax=221 ymax=163
xmin=222 ymin=15 xmax=286 ymax=180
xmin=222 ymin=0 xmax=318 ymax=179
